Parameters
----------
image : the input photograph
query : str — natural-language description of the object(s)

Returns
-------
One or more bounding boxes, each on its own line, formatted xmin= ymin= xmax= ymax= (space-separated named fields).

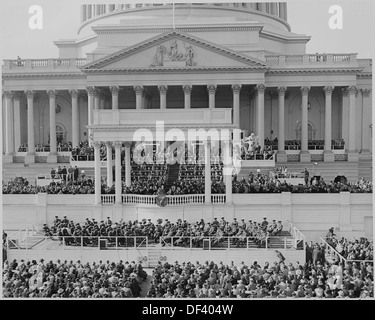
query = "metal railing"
xmin=240 ymin=153 xmax=275 ymax=161
xmin=158 ymin=235 xmax=294 ymax=250
xmin=7 ymin=235 xmax=149 ymax=250
xmin=6 ymin=233 xmax=298 ymax=251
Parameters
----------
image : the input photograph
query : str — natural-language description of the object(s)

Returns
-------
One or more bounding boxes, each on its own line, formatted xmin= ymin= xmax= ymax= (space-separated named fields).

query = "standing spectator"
xmin=50 ymin=168 xmax=56 ymax=179
xmin=61 ymin=166 xmax=68 ymax=181
xmin=67 ymin=166 xmax=74 ymax=181
xmin=73 ymin=166 xmax=79 ymax=182
xmin=303 ymin=168 xmax=310 ymax=186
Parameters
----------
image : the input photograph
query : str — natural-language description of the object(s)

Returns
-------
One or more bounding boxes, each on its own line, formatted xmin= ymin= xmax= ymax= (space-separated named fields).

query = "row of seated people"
xmin=3 ymin=258 xmax=147 ymax=298
xmin=71 ymin=141 xmax=108 ymax=161
xmin=2 ymin=174 xmax=372 ymax=194
xmin=147 ymin=255 xmax=373 ymax=298
xmin=131 ymin=163 xmax=167 ymax=180
xmin=166 ymin=178 xmax=225 ymax=195
xmin=231 ymin=173 xmax=373 ymax=194
xmin=325 ymin=229 xmax=373 ymax=261
xmin=18 ymin=142 xmax=73 ymax=152
xmin=41 ymin=216 xmax=283 ymax=249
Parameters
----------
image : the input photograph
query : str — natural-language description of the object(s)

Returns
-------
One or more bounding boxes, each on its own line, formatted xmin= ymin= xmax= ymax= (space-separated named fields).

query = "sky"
xmin=0 ymin=0 xmax=373 ymax=60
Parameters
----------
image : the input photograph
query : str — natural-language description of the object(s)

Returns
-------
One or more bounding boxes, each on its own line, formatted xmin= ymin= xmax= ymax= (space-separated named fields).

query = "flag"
xmin=155 ymin=188 xmax=168 ymax=207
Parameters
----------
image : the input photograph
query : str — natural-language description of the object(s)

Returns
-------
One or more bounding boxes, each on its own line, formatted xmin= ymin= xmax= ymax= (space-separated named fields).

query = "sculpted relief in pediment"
xmin=150 ymin=39 xmax=196 ymax=67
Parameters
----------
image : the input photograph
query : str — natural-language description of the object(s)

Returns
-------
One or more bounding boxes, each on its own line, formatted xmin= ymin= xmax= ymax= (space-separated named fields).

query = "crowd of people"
xmin=3 ymin=172 xmax=372 ymax=195
xmin=147 ymin=255 xmax=373 ymax=298
xmin=41 ymin=216 xmax=284 ymax=249
xmin=231 ymin=172 xmax=372 ymax=194
xmin=17 ymin=142 xmax=73 ymax=153
xmin=2 ymin=176 xmax=95 ymax=195
xmin=325 ymin=228 xmax=373 ymax=261
xmin=71 ymin=141 xmax=108 ymax=161
xmin=3 ymin=258 xmax=147 ymax=298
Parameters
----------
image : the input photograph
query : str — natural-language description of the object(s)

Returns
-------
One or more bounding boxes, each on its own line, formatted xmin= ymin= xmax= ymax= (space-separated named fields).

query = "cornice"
xmin=259 ymin=31 xmax=311 ymax=44
xmin=93 ymin=26 xmax=264 ymax=34
xmin=2 ymin=73 xmax=87 ymax=79
xmin=266 ymin=68 xmax=364 ymax=74
xmin=83 ymin=66 xmax=268 ymax=74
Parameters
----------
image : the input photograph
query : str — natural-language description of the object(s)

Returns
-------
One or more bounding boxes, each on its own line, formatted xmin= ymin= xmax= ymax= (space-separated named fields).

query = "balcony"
xmin=264 ymin=53 xmax=358 ymax=68
xmin=93 ymin=108 xmax=233 ymax=126
xmin=2 ymin=58 xmax=87 ymax=72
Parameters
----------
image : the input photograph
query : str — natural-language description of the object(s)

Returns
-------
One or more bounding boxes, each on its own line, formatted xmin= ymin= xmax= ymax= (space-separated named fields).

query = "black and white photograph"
xmin=1 ymin=0 xmax=374 ymax=312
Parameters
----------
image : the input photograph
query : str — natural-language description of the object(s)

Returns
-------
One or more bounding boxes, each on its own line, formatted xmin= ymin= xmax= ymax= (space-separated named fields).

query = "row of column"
xmin=3 ymin=85 xmax=367 ymax=160
xmin=87 ymin=84 xmax=244 ymax=112
xmin=3 ymin=90 xmax=80 ymax=158
xmin=93 ymin=140 xmax=233 ymax=205
xmin=94 ymin=141 xmax=132 ymax=204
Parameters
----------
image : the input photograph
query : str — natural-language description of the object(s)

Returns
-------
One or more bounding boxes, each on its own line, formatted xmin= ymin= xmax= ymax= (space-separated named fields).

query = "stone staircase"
xmin=358 ymin=154 xmax=372 ymax=181
xmin=147 ymin=244 xmax=161 ymax=268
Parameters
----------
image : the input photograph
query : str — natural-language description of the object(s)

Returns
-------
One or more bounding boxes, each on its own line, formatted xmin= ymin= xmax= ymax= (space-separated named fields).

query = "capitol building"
xmin=1 ymin=3 xmax=373 ymax=265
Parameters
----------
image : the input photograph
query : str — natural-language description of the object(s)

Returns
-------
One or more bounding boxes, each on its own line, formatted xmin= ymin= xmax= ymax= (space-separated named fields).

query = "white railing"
xmin=3 ymin=58 xmax=87 ymax=70
xmin=122 ymin=194 xmax=156 ymax=205
xmin=265 ymin=55 xmax=279 ymax=65
xmin=211 ymin=194 xmax=226 ymax=204
xmin=167 ymin=194 xmax=205 ymax=205
xmin=101 ymin=194 xmax=115 ymax=204
xmin=264 ymin=54 xmax=356 ymax=66
xmin=333 ymin=54 xmax=351 ymax=62
xmin=289 ymin=222 xmax=305 ymax=250
xmin=285 ymin=55 xmax=304 ymax=64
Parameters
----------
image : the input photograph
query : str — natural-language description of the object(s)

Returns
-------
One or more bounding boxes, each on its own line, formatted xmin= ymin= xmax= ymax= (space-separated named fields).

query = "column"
xmin=277 ymin=87 xmax=287 ymax=162
xmin=300 ymin=86 xmax=311 ymax=162
xmin=183 ymin=85 xmax=192 ymax=109
xmin=70 ymin=90 xmax=80 ymax=148
xmin=86 ymin=86 xmax=95 ymax=145
xmin=114 ymin=142 xmax=122 ymax=204
xmin=4 ymin=91 xmax=14 ymax=159
xmin=232 ymin=84 xmax=241 ymax=143
xmin=323 ymin=86 xmax=335 ymax=162
xmin=105 ymin=142 xmax=113 ymax=186
xmin=223 ymin=140 xmax=232 ymax=204
xmin=158 ymin=85 xmax=168 ymax=109
xmin=110 ymin=86 xmax=119 ymax=110
xmin=207 ymin=85 xmax=216 ymax=109
xmin=94 ymin=88 xmax=100 ymax=110
xmin=25 ymin=90 xmax=36 ymax=161
xmin=134 ymin=85 xmax=144 ymax=109
xmin=94 ymin=141 xmax=102 ymax=204
xmin=341 ymin=88 xmax=349 ymax=148
xmin=361 ymin=89 xmax=372 ymax=153
xmin=13 ymin=93 xmax=21 ymax=152
xmin=125 ymin=142 xmax=131 ymax=187
xmin=204 ymin=141 xmax=211 ymax=204
xmin=347 ymin=86 xmax=358 ymax=161
xmin=256 ymin=84 xmax=265 ymax=149
xmin=47 ymin=90 xmax=57 ymax=162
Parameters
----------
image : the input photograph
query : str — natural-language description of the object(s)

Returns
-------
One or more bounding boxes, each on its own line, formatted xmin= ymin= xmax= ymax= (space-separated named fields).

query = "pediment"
xmin=81 ymin=31 xmax=269 ymax=71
